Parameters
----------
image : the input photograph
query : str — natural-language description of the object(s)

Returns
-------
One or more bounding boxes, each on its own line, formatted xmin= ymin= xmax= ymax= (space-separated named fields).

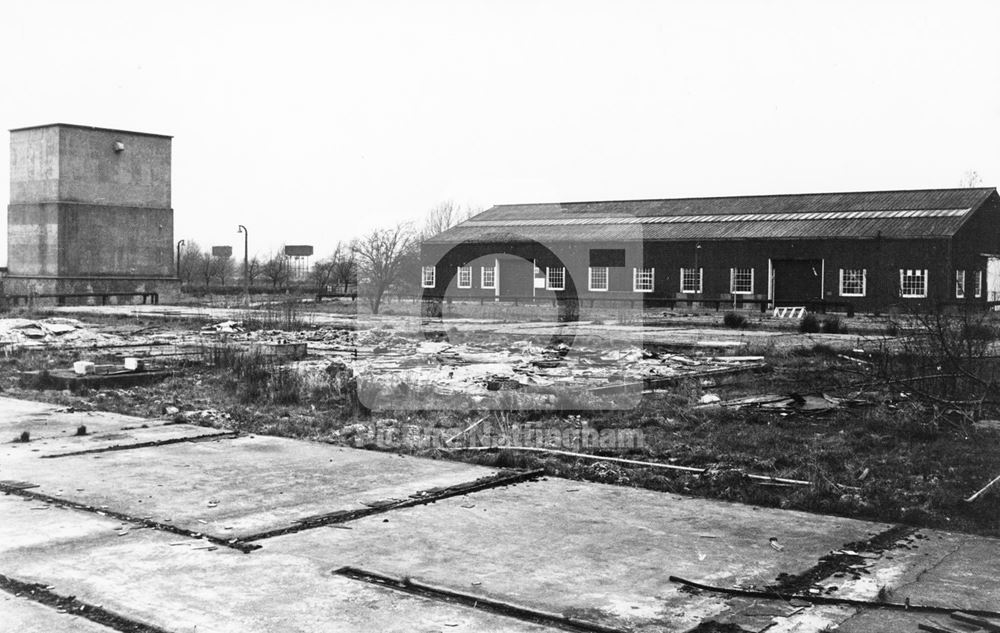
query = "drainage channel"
xmin=238 ymin=468 xmax=545 ymax=543
xmin=40 ymin=431 xmax=239 ymax=459
xmin=0 ymin=572 xmax=172 ymax=633
xmin=334 ymin=566 xmax=627 ymax=633
xmin=0 ymin=482 xmax=260 ymax=553
xmin=0 ymin=468 xmax=543 ymax=553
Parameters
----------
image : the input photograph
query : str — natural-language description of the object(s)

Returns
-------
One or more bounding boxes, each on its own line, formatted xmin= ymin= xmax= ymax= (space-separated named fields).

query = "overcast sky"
xmin=1 ymin=0 xmax=999 ymax=264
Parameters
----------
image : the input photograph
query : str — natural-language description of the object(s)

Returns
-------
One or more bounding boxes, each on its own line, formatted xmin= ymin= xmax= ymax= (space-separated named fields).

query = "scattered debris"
xmin=696 ymin=392 xmax=868 ymax=415
xmin=965 ymin=473 xmax=1000 ymax=503
xmin=202 ymin=321 xmax=244 ymax=333
xmin=445 ymin=416 xmax=488 ymax=445
xmin=447 ymin=446 xmax=813 ymax=487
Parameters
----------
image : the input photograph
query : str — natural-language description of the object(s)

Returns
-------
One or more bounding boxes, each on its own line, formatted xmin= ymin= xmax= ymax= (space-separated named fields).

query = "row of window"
xmin=897 ymin=269 xmax=984 ymax=298
xmin=425 ymin=265 xmax=753 ymax=294
xmin=424 ymin=265 xmax=499 ymax=289
xmin=422 ymin=265 xmax=984 ymax=298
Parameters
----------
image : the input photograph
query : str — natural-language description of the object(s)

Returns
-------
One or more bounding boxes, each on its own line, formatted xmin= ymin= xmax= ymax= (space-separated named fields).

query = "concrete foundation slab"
xmin=2 ymin=424 xmax=232 ymax=466
xmin=0 ymin=593 xmax=118 ymax=633
xmin=0 ymin=525 xmax=556 ymax=633
xmin=0 ymin=497 xmax=125 ymax=553
xmin=19 ymin=368 xmax=173 ymax=391
xmin=2 ymin=435 xmax=503 ymax=540
xmin=818 ymin=528 xmax=1000 ymax=611
xmin=264 ymin=477 xmax=891 ymax=632
xmin=0 ymin=396 xmax=170 ymax=440
xmin=3 ymin=398 xmax=998 ymax=631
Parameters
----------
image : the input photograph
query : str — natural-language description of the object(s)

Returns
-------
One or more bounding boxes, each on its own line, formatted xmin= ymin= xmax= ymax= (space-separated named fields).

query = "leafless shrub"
xmin=237 ymin=302 xmax=312 ymax=331
xmin=875 ymin=306 xmax=1000 ymax=416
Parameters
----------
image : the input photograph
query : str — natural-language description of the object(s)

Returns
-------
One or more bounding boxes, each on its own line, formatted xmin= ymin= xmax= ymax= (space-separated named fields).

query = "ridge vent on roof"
xmin=462 ymin=208 xmax=971 ymax=227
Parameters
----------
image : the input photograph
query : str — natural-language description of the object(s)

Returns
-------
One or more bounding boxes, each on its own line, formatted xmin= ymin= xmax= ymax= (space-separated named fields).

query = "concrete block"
xmin=73 ymin=361 xmax=95 ymax=375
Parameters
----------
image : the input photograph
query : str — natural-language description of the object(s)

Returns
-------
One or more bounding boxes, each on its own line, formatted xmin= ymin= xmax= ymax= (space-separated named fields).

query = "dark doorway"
xmin=499 ymin=257 xmax=533 ymax=297
xmin=773 ymin=259 xmax=823 ymax=304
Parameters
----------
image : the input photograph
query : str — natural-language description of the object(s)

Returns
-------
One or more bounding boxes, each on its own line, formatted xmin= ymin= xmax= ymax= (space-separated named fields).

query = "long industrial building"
xmin=421 ymin=188 xmax=1000 ymax=313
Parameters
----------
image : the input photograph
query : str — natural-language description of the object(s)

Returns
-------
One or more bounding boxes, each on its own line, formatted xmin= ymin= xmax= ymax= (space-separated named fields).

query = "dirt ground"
xmin=1 ymin=302 xmax=998 ymax=538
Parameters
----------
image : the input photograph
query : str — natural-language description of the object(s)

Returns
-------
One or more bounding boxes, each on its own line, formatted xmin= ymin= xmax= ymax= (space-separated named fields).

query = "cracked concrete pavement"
xmin=1 ymin=395 xmax=998 ymax=632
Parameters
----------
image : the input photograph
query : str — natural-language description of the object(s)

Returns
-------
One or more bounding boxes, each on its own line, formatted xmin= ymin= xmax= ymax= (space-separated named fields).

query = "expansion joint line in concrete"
xmin=0 ymin=483 xmax=260 ymax=553
xmin=238 ymin=468 xmax=546 ymax=543
xmin=0 ymin=572 xmax=173 ymax=633
xmin=668 ymin=574 xmax=1000 ymax=619
xmin=39 ymin=431 xmax=239 ymax=458
xmin=334 ymin=566 xmax=628 ymax=633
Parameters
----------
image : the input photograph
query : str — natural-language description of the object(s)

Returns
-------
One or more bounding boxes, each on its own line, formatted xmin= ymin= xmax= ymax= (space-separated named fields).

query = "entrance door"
xmin=987 ymin=257 xmax=1000 ymax=305
xmin=773 ymin=259 xmax=823 ymax=304
xmin=498 ymin=257 xmax=533 ymax=298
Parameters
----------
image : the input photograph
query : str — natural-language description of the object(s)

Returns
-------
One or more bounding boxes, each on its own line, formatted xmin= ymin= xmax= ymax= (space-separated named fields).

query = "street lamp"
xmin=176 ymin=239 xmax=185 ymax=281
xmin=237 ymin=225 xmax=249 ymax=297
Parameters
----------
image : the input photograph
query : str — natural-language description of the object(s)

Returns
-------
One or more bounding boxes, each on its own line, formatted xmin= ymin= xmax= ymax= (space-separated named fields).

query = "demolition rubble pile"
xmin=344 ymin=332 xmax=765 ymax=399
xmin=0 ymin=315 xmax=765 ymax=403
xmin=0 ymin=318 xmax=124 ymax=349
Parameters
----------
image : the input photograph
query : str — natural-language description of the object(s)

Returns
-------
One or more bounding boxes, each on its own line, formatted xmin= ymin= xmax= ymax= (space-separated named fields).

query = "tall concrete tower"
xmin=6 ymin=123 xmax=177 ymax=299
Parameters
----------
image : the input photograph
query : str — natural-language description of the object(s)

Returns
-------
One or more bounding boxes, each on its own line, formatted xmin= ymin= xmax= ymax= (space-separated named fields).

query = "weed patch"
xmin=723 ymin=312 xmax=748 ymax=329
xmin=799 ymin=314 xmax=820 ymax=333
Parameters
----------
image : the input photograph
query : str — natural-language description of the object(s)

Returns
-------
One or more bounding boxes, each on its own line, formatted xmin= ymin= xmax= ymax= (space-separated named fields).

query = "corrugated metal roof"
xmin=426 ymin=187 xmax=995 ymax=243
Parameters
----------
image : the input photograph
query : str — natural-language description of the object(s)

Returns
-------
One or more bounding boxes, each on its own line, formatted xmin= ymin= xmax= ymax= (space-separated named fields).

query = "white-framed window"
xmin=730 ymin=267 xmax=754 ymax=294
xmin=421 ymin=266 xmax=436 ymax=288
xmin=975 ymin=270 xmax=983 ymax=298
xmin=633 ymin=267 xmax=654 ymax=293
xmin=680 ymin=268 xmax=702 ymax=293
xmin=839 ymin=268 xmax=866 ymax=297
xmin=546 ymin=266 xmax=565 ymax=291
xmin=955 ymin=270 xmax=966 ymax=298
xmin=899 ymin=269 xmax=928 ymax=298
xmin=457 ymin=266 xmax=472 ymax=289
xmin=481 ymin=266 xmax=496 ymax=289
xmin=588 ymin=266 xmax=609 ymax=291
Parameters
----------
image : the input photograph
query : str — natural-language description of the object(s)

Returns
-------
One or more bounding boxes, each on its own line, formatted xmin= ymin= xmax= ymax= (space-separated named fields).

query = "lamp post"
xmin=176 ymin=239 xmax=185 ymax=281
xmin=237 ymin=225 xmax=249 ymax=298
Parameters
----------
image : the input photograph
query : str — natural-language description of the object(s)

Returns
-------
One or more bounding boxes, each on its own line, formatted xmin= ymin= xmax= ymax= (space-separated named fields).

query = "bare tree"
xmin=260 ymin=252 xmax=290 ymax=289
xmin=333 ymin=254 xmax=358 ymax=294
xmin=961 ymin=170 xmax=984 ymax=187
xmin=244 ymin=256 xmax=262 ymax=286
xmin=198 ymin=252 xmax=215 ymax=287
xmin=310 ymin=254 xmax=339 ymax=291
xmin=353 ymin=223 xmax=416 ymax=314
xmin=213 ymin=255 xmax=235 ymax=286
xmin=179 ymin=241 xmax=203 ymax=285
xmin=420 ymin=200 xmax=481 ymax=240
